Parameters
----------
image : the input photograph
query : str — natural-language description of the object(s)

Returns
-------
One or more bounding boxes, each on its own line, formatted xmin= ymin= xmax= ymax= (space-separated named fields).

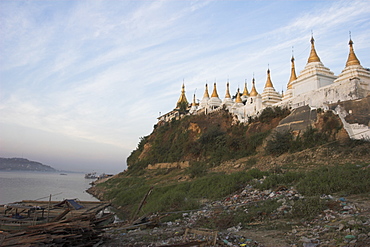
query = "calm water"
xmin=0 ymin=171 xmax=99 ymax=204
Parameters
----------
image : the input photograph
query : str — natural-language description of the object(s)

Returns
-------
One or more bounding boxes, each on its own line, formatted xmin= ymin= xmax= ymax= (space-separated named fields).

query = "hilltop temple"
xmin=158 ymin=36 xmax=370 ymax=139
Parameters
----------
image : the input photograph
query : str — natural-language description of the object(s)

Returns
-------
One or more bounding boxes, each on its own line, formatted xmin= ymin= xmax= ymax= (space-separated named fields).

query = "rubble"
xmin=100 ymin=181 xmax=370 ymax=246
xmin=4 ymin=180 xmax=367 ymax=246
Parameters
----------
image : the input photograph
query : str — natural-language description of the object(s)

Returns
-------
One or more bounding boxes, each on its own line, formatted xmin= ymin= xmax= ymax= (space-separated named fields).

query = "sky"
xmin=1 ymin=0 xmax=369 ymax=174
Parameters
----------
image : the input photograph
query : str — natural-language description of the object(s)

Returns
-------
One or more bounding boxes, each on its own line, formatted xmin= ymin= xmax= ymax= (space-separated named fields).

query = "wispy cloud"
xmin=0 ymin=0 xmax=369 ymax=172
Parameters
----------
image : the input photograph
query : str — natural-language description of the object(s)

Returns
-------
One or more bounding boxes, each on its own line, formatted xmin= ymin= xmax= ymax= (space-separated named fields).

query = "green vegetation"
xmin=257 ymin=106 xmax=290 ymax=123
xmin=296 ymin=163 xmax=370 ymax=196
xmin=127 ymin=109 xmax=276 ymax=173
xmin=255 ymin=163 xmax=370 ymax=196
xmin=98 ymin=169 xmax=267 ymax=218
xmin=265 ymin=126 xmax=333 ymax=155
xmin=290 ymin=196 xmax=326 ymax=220
xmin=100 ymin=106 xmax=370 ymax=228
xmin=194 ymin=199 xmax=282 ymax=230
xmin=248 ymin=106 xmax=290 ymax=123
xmin=98 ymin=162 xmax=369 ymax=224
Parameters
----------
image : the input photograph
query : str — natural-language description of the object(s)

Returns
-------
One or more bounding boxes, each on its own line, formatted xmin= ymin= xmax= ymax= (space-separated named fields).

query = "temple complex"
xmin=158 ymin=36 xmax=370 ymax=139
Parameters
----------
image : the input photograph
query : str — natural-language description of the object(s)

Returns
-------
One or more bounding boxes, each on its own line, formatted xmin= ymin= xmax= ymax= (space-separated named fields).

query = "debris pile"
xmin=0 ymin=214 xmax=107 ymax=247
xmin=287 ymin=197 xmax=370 ymax=247
xmin=102 ymin=183 xmax=370 ymax=246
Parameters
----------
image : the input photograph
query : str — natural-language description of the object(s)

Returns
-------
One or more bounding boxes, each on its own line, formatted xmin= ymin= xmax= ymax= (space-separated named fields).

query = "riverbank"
xmin=97 ymin=191 xmax=370 ymax=246
xmin=87 ymin=161 xmax=370 ymax=246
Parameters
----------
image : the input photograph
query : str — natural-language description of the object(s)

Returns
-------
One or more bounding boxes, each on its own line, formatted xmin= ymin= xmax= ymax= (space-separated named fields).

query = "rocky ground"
xmin=90 ymin=142 xmax=370 ymax=246
xmin=99 ymin=183 xmax=370 ymax=247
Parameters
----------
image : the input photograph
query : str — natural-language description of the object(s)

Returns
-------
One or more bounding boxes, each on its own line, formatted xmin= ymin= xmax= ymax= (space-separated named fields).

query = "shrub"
xmin=187 ymin=162 xmax=209 ymax=178
xmin=300 ymin=126 xmax=328 ymax=149
xmin=245 ymin=157 xmax=257 ymax=168
xmin=296 ymin=164 xmax=370 ymax=196
xmin=291 ymin=196 xmax=326 ymax=220
xmin=266 ymin=126 xmax=332 ymax=155
xmin=258 ymin=106 xmax=290 ymax=123
xmin=265 ymin=130 xmax=293 ymax=155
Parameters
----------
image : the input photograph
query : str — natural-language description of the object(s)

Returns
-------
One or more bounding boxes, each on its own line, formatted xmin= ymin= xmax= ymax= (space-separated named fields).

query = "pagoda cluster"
xmin=159 ymin=36 xmax=370 ymax=125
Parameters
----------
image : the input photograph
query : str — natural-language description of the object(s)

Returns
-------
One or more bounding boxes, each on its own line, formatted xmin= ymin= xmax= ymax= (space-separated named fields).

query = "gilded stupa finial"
xmin=345 ymin=32 xmax=361 ymax=67
xmin=264 ymin=68 xmax=274 ymax=88
xmin=307 ymin=34 xmax=321 ymax=63
xmin=242 ymin=79 xmax=249 ymax=96
xmin=203 ymin=83 xmax=210 ymax=98
xmin=288 ymin=53 xmax=297 ymax=89
xmin=235 ymin=88 xmax=243 ymax=103
xmin=225 ymin=82 xmax=231 ymax=98
xmin=250 ymin=77 xmax=258 ymax=96
xmin=176 ymin=82 xmax=188 ymax=107
xmin=211 ymin=82 xmax=219 ymax=98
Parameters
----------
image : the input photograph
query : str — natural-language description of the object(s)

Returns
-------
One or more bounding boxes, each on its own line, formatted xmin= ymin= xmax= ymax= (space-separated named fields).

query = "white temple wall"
xmin=289 ymin=79 xmax=361 ymax=110
xmin=334 ymin=105 xmax=370 ymax=140
xmin=293 ymin=75 xmax=335 ymax=97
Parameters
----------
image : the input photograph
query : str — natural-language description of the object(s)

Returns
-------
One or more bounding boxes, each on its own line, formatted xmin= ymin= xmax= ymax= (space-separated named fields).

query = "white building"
xmin=158 ymin=36 xmax=370 ymax=138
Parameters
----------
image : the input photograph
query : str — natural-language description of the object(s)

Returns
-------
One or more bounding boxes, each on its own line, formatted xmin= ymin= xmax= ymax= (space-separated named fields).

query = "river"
xmin=0 ymin=171 xmax=98 ymax=204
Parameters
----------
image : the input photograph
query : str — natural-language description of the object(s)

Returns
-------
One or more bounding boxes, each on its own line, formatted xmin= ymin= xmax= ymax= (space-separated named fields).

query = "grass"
xmin=290 ymin=196 xmax=326 ymax=220
xmin=99 ymin=161 xmax=370 ymax=223
xmin=194 ymin=199 xmax=282 ymax=230
xmin=296 ymin=163 xmax=370 ymax=196
xmin=254 ymin=163 xmax=370 ymax=197
xmin=99 ymin=169 xmax=267 ymax=219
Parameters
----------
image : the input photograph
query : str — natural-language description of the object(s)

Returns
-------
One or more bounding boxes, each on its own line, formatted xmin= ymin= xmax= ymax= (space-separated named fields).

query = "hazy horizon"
xmin=1 ymin=0 xmax=369 ymax=174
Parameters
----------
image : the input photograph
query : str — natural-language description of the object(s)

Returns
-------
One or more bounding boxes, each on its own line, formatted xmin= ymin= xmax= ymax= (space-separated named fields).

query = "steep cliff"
xmin=126 ymin=107 xmax=290 ymax=173
xmin=88 ymin=104 xmax=370 ymax=237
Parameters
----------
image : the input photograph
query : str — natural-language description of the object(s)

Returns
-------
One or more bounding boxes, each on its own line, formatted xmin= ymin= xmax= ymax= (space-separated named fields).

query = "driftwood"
xmin=0 ymin=217 xmax=102 ymax=246
xmin=0 ymin=210 xmax=110 ymax=246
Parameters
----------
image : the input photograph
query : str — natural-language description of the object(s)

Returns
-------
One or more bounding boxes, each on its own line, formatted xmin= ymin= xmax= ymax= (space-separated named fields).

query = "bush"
xmin=265 ymin=130 xmax=293 ymax=155
xmin=296 ymin=164 xmax=370 ymax=196
xmin=187 ymin=162 xmax=209 ymax=178
xmin=258 ymin=106 xmax=290 ymax=123
xmin=265 ymin=126 xmax=332 ymax=155
xmin=291 ymin=196 xmax=326 ymax=220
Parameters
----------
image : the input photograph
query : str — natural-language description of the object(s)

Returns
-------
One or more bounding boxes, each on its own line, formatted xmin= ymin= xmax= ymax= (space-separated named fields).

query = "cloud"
xmin=0 ymin=0 xmax=369 ymax=173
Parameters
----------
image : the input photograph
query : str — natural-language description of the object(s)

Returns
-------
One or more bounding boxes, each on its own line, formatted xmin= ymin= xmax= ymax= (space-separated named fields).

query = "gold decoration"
xmin=211 ymin=83 xmax=219 ymax=98
xmin=345 ymin=39 xmax=361 ymax=67
xmin=264 ymin=69 xmax=274 ymax=88
xmin=287 ymin=56 xmax=297 ymax=89
xmin=307 ymin=36 xmax=321 ymax=63
xmin=250 ymin=78 xmax=258 ymax=96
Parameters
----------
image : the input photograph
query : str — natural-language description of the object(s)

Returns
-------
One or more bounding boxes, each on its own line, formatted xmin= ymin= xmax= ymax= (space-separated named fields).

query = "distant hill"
xmin=0 ymin=158 xmax=56 ymax=172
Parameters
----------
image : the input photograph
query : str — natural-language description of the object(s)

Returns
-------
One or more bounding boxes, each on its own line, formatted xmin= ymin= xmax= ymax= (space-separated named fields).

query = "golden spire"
xmin=307 ymin=36 xmax=321 ymax=63
xmin=192 ymin=94 xmax=196 ymax=106
xmin=211 ymin=82 xmax=219 ymax=98
xmin=203 ymin=84 xmax=210 ymax=98
xmin=287 ymin=56 xmax=297 ymax=89
xmin=235 ymin=88 xmax=243 ymax=103
xmin=242 ymin=80 xmax=249 ymax=96
xmin=345 ymin=39 xmax=361 ymax=67
xmin=176 ymin=83 xmax=188 ymax=106
xmin=264 ymin=68 xmax=274 ymax=88
xmin=250 ymin=78 xmax=258 ymax=96
xmin=225 ymin=82 xmax=231 ymax=98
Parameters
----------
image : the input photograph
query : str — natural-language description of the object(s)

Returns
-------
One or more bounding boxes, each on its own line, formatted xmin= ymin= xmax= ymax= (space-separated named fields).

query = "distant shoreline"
xmin=0 ymin=170 xmax=84 ymax=174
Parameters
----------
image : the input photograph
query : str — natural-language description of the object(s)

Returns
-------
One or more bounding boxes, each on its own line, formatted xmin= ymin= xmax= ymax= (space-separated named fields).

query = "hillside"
xmin=127 ymin=106 xmax=290 ymax=172
xmin=89 ymin=101 xmax=370 ymax=246
xmin=0 ymin=157 xmax=56 ymax=172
